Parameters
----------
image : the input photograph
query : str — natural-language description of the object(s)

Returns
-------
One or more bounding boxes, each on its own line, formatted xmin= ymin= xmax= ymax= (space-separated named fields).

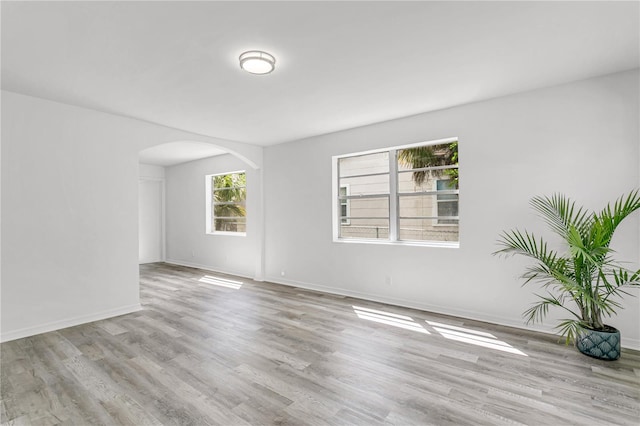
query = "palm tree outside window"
xmin=209 ymin=172 xmax=246 ymax=233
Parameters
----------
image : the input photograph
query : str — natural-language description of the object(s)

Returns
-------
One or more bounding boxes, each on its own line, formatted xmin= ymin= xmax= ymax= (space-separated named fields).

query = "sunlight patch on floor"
xmin=198 ymin=275 xmax=243 ymax=289
xmin=427 ymin=321 xmax=528 ymax=356
xmin=427 ymin=321 xmax=497 ymax=338
xmin=353 ymin=306 xmax=430 ymax=334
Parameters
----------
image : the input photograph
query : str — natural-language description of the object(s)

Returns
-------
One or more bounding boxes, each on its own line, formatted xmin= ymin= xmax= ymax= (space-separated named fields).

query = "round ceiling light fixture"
xmin=239 ymin=50 xmax=276 ymax=75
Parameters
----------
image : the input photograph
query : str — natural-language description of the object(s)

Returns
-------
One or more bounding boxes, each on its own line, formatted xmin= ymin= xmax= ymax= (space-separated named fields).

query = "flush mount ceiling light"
xmin=239 ymin=50 xmax=276 ymax=75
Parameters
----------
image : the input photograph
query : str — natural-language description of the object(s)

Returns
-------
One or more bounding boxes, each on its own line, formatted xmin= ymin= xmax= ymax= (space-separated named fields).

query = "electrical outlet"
xmin=385 ymin=275 xmax=393 ymax=285
xmin=281 ymin=270 xmax=286 ymax=277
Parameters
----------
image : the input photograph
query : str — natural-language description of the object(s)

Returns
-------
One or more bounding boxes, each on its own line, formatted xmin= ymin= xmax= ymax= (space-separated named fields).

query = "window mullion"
xmin=389 ymin=149 xmax=399 ymax=242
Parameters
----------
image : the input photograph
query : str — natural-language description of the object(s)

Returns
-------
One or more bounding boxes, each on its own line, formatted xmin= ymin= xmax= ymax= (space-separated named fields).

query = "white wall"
xmin=139 ymin=164 xmax=165 ymax=264
xmin=139 ymin=163 xmax=166 ymax=180
xmin=139 ymin=179 xmax=164 ymax=263
xmin=3 ymin=71 xmax=638 ymax=348
xmin=263 ymin=70 xmax=640 ymax=348
xmin=1 ymin=91 xmax=262 ymax=341
xmin=2 ymin=93 xmax=140 ymax=340
xmin=165 ymin=154 xmax=262 ymax=279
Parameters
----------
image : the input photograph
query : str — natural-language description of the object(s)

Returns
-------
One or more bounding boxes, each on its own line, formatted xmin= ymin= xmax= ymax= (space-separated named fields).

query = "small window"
xmin=206 ymin=171 xmax=246 ymax=235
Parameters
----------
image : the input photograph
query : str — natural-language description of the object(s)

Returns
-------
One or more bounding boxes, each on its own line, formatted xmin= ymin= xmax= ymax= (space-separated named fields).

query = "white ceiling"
xmin=2 ymin=1 xmax=639 ymax=148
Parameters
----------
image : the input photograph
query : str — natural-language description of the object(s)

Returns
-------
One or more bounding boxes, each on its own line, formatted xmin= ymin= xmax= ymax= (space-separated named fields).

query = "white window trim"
xmin=332 ymin=137 xmax=459 ymax=248
xmin=205 ymin=170 xmax=247 ymax=236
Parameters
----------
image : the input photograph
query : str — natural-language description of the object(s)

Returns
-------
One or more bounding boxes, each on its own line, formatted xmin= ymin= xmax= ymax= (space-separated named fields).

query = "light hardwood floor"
xmin=2 ymin=262 xmax=639 ymax=425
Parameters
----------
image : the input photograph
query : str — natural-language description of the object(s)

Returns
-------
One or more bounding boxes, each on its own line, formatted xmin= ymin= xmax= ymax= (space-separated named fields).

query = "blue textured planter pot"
xmin=576 ymin=326 xmax=620 ymax=361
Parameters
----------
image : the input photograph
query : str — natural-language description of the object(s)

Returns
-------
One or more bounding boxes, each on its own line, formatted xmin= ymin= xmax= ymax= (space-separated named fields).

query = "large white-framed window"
xmin=205 ymin=170 xmax=247 ymax=235
xmin=333 ymin=138 xmax=458 ymax=246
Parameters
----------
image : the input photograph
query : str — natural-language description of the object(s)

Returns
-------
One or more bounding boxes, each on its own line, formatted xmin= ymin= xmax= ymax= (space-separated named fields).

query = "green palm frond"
xmin=397 ymin=146 xmax=438 ymax=186
xmin=530 ymin=194 xmax=592 ymax=241
xmin=494 ymin=189 xmax=640 ymax=342
xmin=556 ymin=320 xmax=583 ymax=345
xmin=494 ymin=230 xmax=560 ymax=268
xmin=610 ymin=266 xmax=640 ymax=287
xmin=397 ymin=142 xmax=458 ymax=186
xmin=212 ymin=172 xmax=246 ymax=232
xmin=524 ymin=293 xmax=581 ymax=325
xmin=596 ymin=189 xmax=640 ymax=247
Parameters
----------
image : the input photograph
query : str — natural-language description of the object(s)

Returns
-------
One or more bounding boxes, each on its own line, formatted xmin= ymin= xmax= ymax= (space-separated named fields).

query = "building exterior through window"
xmin=336 ymin=139 xmax=458 ymax=244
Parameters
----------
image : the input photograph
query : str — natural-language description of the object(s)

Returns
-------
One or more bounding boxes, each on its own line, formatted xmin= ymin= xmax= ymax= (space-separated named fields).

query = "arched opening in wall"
xmin=138 ymin=141 xmax=229 ymax=265
xmin=137 ymin=141 xmax=262 ymax=281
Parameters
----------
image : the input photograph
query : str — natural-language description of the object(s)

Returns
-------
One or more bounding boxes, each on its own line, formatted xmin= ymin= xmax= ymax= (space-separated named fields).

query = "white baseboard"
xmin=164 ymin=259 xmax=256 ymax=281
xmin=265 ymin=275 xmax=640 ymax=351
xmin=0 ymin=304 xmax=142 ymax=343
xmin=623 ymin=336 xmax=640 ymax=351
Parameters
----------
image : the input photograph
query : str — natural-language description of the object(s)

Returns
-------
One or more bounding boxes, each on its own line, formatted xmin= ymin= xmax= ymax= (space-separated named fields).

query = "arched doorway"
xmin=138 ymin=141 xmax=229 ymax=264
xmin=137 ymin=140 xmax=264 ymax=280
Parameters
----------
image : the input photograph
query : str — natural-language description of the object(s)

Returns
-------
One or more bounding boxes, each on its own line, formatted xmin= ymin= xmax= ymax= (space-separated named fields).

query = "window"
xmin=336 ymin=151 xmax=390 ymax=240
xmin=334 ymin=138 xmax=458 ymax=245
xmin=340 ymin=185 xmax=351 ymax=225
xmin=206 ymin=171 xmax=246 ymax=235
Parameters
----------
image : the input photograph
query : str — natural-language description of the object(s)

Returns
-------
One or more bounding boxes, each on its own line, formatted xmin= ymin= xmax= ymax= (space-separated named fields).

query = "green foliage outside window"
xmin=212 ymin=172 xmax=246 ymax=232
xmin=398 ymin=141 xmax=458 ymax=186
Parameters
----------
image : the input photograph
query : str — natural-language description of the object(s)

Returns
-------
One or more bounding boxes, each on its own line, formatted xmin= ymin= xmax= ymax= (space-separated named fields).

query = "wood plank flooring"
xmin=2 ymin=262 xmax=639 ymax=425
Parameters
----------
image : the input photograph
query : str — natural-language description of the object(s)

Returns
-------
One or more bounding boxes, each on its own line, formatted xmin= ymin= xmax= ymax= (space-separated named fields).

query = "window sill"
xmin=333 ymin=238 xmax=459 ymax=249
xmin=206 ymin=232 xmax=247 ymax=237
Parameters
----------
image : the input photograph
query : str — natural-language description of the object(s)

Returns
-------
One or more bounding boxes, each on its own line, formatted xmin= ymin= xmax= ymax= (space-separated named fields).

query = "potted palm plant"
xmin=494 ymin=190 xmax=640 ymax=360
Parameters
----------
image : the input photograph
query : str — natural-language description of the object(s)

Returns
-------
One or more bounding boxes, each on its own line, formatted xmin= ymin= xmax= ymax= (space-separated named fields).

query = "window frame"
xmin=332 ymin=137 xmax=459 ymax=248
xmin=205 ymin=170 xmax=247 ymax=236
